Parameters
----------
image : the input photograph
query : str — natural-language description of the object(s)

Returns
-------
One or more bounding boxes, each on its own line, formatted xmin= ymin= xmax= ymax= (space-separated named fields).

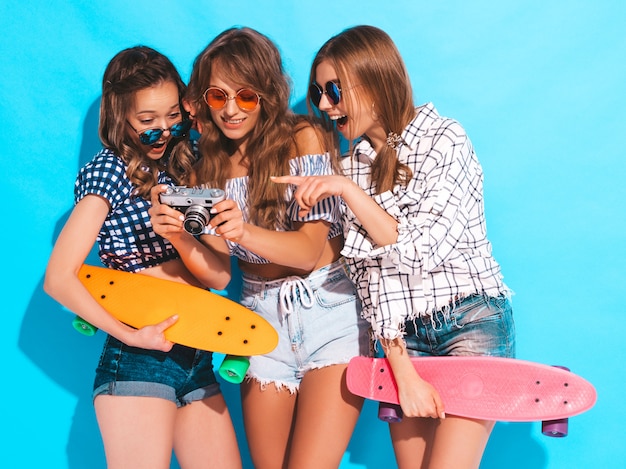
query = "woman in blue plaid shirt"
xmin=275 ymin=25 xmax=516 ymax=469
xmin=44 ymin=46 xmax=241 ymax=469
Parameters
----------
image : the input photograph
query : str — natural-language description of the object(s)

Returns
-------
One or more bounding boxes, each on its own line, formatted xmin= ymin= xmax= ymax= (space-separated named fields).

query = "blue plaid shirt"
xmin=75 ymin=148 xmax=179 ymax=272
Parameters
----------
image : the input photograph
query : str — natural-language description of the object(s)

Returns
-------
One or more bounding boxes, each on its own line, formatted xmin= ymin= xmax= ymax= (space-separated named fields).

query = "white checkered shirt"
xmin=341 ymin=103 xmax=510 ymax=340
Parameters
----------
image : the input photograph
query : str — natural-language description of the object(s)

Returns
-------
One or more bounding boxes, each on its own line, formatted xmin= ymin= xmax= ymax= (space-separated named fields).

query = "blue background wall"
xmin=2 ymin=1 xmax=624 ymax=467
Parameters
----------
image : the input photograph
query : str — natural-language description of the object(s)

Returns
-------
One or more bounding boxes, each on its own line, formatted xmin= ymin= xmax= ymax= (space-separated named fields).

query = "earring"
xmin=371 ymin=102 xmax=379 ymax=120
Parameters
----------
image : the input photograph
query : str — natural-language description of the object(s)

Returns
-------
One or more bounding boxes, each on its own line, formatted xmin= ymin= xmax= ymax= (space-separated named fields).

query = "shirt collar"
xmin=402 ymin=102 xmax=439 ymax=150
xmin=354 ymin=102 xmax=439 ymax=163
xmin=354 ymin=138 xmax=377 ymax=163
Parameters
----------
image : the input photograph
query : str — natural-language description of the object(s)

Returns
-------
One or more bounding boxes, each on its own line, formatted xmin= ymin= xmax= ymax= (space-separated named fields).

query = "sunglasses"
xmin=309 ymin=81 xmax=342 ymax=108
xmin=129 ymin=120 xmax=192 ymax=146
xmin=203 ymin=87 xmax=261 ymax=111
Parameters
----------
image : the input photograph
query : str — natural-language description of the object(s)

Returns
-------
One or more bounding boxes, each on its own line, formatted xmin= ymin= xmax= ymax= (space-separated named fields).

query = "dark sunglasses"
xmin=129 ymin=120 xmax=192 ymax=146
xmin=309 ymin=81 xmax=342 ymax=108
xmin=203 ymin=87 xmax=261 ymax=111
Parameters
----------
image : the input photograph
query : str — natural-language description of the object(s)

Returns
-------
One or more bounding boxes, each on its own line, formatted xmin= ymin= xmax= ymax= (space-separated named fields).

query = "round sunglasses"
xmin=203 ymin=87 xmax=261 ymax=111
xmin=309 ymin=81 xmax=342 ymax=108
xmin=129 ymin=119 xmax=192 ymax=146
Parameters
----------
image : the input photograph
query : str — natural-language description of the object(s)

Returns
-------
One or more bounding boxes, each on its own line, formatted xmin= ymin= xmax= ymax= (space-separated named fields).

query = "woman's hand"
xmin=208 ymin=198 xmax=246 ymax=242
xmin=149 ymin=185 xmax=186 ymax=240
xmin=383 ymin=338 xmax=446 ymax=419
xmin=272 ymin=173 xmax=398 ymax=247
xmin=395 ymin=369 xmax=446 ymax=419
xmin=126 ymin=314 xmax=179 ymax=352
xmin=271 ymin=174 xmax=349 ymax=216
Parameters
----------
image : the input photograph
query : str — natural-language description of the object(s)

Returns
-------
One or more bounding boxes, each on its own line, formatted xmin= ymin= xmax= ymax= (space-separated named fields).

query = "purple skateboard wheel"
xmin=542 ymin=418 xmax=568 ymax=437
xmin=378 ymin=402 xmax=403 ymax=423
xmin=541 ymin=365 xmax=570 ymax=437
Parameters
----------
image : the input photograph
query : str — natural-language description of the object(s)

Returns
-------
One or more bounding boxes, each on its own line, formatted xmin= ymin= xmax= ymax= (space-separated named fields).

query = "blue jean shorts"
xmin=93 ymin=335 xmax=221 ymax=407
xmin=404 ymin=294 xmax=515 ymax=358
xmin=241 ymin=258 xmax=371 ymax=392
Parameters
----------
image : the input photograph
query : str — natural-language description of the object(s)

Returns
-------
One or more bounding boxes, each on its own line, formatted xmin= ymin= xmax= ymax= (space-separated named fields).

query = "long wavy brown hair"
xmin=186 ymin=27 xmax=335 ymax=229
xmin=309 ymin=25 xmax=415 ymax=194
xmin=99 ymin=46 xmax=195 ymax=198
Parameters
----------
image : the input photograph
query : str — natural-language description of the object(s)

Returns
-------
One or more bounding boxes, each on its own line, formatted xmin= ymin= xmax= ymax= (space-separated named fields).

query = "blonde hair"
xmin=309 ymin=25 xmax=414 ymax=193
xmin=99 ymin=46 xmax=194 ymax=198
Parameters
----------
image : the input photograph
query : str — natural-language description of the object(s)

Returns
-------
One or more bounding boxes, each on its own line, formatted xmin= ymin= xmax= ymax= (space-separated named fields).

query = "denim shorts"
xmin=404 ymin=294 xmax=515 ymax=358
xmin=241 ymin=258 xmax=371 ymax=392
xmin=93 ymin=335 xmax=221 ymax=407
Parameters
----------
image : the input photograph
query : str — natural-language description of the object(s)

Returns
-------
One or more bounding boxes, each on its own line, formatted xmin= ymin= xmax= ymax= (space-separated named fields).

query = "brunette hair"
xmin=99 ymin=46 xmax=194 ymax=198
xmin=187 ymin=27 xmax=333 ymax=229
xmin=309 ymin=25 xmax=414 ymax=193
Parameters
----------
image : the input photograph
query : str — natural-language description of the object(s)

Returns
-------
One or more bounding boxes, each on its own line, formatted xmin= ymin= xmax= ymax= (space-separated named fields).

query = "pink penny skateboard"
xmin=347 ymin=356 xmax=597 ymax=437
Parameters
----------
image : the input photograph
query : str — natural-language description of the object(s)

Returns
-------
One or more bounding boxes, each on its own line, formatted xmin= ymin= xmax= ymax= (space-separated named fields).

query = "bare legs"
xmin=173 ymin=394 xmax=242 ymax=469
xmin=241 ymin=364 xmax=363 ymax=469
xmin=390 ymin=415 xmax=495 ymax=469
xmin=240 ymin=381 xmax=296 ymax=468
xmin=95 ymin=394 xmax=241 ymax=469
xmin=289 ymin=365 xmax=363 ymax=468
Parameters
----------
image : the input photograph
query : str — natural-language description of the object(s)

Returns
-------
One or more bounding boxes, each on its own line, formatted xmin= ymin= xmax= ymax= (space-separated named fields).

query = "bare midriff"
xmin=238 ymin=235 xmax=344 ymax=280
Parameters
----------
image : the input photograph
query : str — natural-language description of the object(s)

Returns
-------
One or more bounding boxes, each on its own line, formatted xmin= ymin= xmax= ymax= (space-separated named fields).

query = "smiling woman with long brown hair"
xmin=149 ymin=27 xmax=371 ymax=469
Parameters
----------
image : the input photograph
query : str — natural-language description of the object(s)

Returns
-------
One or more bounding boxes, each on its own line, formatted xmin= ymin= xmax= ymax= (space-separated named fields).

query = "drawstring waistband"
xmin=242 ymin=258 xmax=347 ymax=319
xmin=279 ymin=276 xmax=314 ymax=317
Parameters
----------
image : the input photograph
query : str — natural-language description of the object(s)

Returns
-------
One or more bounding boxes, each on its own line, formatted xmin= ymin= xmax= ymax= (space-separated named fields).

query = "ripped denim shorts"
xmin=241 ymin=258 xmax=371 ymax=392
xmin=404 ymin=294 xmax=516 ymax=358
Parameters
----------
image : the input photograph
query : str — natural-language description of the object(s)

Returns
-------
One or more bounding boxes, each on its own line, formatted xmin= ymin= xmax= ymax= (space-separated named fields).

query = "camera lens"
xmin=183 ymin=205 xmax=211 ymax=235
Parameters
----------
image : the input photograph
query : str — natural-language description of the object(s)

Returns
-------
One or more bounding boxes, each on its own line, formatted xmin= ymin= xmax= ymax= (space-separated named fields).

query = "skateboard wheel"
xmin=218 ymin=355 xmax=250 ymax=384
xmin=378 ymin=402 xmax=403 ymax=423
xmin=542 ymin=418 xmax=568 ymax=437
xmin=541 ymin=365 xmax=569 ymax=437
xmin=72 ymin=316 xmax=98 ymax=336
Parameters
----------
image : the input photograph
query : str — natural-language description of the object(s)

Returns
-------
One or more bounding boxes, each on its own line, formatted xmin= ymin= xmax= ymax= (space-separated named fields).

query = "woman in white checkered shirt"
xmin=274 ymin=25 xmax=515 ymax=469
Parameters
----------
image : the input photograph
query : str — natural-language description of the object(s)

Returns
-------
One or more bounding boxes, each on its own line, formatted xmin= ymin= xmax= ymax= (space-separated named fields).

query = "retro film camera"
xmin=159 ymin=186 xmax=225 ymax=235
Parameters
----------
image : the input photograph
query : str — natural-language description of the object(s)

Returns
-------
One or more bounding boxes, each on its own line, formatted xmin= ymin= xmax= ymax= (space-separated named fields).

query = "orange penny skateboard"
xmin=347 ymin=356 xmax=597 ymax=437
xmin=73 ymin=264 xmax=278 ymax=358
